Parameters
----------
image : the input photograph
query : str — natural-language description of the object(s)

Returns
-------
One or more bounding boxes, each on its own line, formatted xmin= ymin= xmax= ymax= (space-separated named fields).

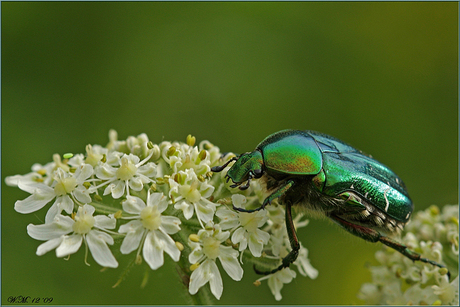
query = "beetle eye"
xmin=254 ymin=169 xmax=263 ymax=178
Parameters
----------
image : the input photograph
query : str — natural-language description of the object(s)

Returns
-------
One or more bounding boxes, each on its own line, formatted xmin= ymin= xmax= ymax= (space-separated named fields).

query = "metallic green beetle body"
xmin=212 ymin=129 xmax=446 ymax=275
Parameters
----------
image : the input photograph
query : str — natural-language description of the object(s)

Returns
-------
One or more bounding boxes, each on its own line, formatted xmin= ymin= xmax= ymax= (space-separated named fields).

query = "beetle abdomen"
xmin=321 ymin=152 xmax=413 ymax=223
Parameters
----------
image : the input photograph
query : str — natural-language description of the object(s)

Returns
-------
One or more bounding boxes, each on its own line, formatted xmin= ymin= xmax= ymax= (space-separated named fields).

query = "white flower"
xmin=5 ymin=153 xmax=71 ymax=188
xmin=432 ymin=275 xmax=459 ymax=305
xmin=13 ymin=164 xmax=94 ymax=223
xmin=93 ymin=153 xmax=156 ymax=199
xmin=81 ymin=144 xmax=108 ymax=167
xmin=358 ymin=204 xmax=459 ymax=305
xmin=161 ymin=141 xmax=210 ymax=177
xmin=188 ymin=223 xmax=243 ymax=300
xmin=169 ymin=169 xmax=215 ymax=226
xmin=216 ymin=194 xmax=270 ymax=258
xmin=118 ymin=193 xmax=181 ymax=270
xmin=27 ymin=204 xmax=118 ymax=268
xmin=294 ymin=245 xmax=318 ymax=279
xmin=257 ymin=267 xmax=297 ymax=301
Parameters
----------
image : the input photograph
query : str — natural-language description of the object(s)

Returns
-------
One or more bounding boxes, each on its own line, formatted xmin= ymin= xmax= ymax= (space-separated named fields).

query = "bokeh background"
xmin=2 ymin=2 xmax=457 ymax=305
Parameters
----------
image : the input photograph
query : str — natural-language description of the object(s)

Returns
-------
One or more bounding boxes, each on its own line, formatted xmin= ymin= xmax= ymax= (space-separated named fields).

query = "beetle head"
xmin=227 ymin=150 xmax=264 ymax=190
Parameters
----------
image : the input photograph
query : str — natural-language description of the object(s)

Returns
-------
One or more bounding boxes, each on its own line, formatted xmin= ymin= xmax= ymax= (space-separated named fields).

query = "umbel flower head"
xmin=358 ymin=204 xmax=459 ymax=305
xmin=5 ymin=130 xmax=458 ymax=304
xmin=5 ymin=130 xmax=317 ymax=302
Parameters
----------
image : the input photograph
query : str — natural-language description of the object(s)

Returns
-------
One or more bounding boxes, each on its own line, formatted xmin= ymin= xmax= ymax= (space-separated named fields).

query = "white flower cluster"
xmin=5 ymin=130 xmax=318 ymax=301
xmin=358 ymin=204 xmax=459 ymax=305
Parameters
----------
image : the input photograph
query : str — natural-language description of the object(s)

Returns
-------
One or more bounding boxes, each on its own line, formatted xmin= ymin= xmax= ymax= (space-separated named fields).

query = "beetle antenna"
xmin=211 ymin=156 xmax=238 ymax=172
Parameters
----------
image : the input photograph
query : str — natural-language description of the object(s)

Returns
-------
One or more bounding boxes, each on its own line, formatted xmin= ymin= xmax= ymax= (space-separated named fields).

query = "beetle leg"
xmin=378 ymin=236 xmax=449 ymax=279
xmin=238 ymin=171 xmax=258 ymax=190
xmin=329 ymin=214 xmax=450 ymax=279
xmin=230 ymin=175 xmax=251 ymax=189
xmin=233 ymin=180 xmax=295 ymax=213
xmin=238 ymin=179 xmax=251 ymax=190
xmin=254 ymin=201 xmax=300 ymax=275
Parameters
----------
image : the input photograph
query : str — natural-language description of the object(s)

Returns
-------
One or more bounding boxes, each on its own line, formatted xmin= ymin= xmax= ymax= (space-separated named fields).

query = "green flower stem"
xmin=89 ymin=201 xmax=121 ymax=215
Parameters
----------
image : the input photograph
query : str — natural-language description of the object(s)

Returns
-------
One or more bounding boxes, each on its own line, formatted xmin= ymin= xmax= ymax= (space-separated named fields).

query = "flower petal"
xmin=160 ymin=216 xmax=181 ymax=234
xmin=18 ymin=180 xmax=51 ymax=194
xmin=56 ymin=234 xmax=83 ymax=257
xmin=143 ymin=231 xmax=164 ymax=270
xmin=231 ymin=227 xmax=246 ymax=245
xmin=111 ymin=180 xmax=126 ymax=199
xmin=218 ymin=246 xmax=243 ymax=281
xmin=119 ymin=220 xmax=144 ymax=254
xmin=27 ymin=215 xmax=74 ymax=240
xmin=138 ymin=163 xmax=156 ymax=178
xmin=122 ymin=195 xmax=146 ymax=214
xmin=216 ymin=208 xmax=239 ymax=230
xmin=94 ymin=214 xmax=116 ymax=230
xmin=129 ymin=177 xmax=143 ymax=191
xmin=95 ymin=163 xmax=116 ymax=180
xmin=189 ymin=259 xmax=210 ymax=295
xmin=195 ymin=200 xmax=215 ymax=224
xmin=157 ymin=229 xmax=180 ymax=262
xmin=248 ymin=229 xmax=270 ymax=257
xmin=189 ymin=245 xmax=204 ymax=264
xmin=14 ymin=187 xmax=55 ymax=214
xmin=147 ymin=192 xmax=168 ymax=213
xmin=206 ymin=259 xmax=224 ymax=300
xmin=174 ymin=200 xmax=193 ymax=220
xmin=56 ymin=195 xmax=74 ymax=215
xmin=73 ymin=185 xmax=92 ymax=204
xmin=36 ymin=236 xmax=64 ymax=256
xmin=86 ymin=230 xmax=118 ymax=268
xmin=74 ymin=164 xmax=93 ymax=182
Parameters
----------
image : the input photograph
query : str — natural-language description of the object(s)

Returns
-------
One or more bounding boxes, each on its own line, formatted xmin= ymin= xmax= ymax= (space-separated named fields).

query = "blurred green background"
xmin=2 ymin=2 xmax=458 ymax=305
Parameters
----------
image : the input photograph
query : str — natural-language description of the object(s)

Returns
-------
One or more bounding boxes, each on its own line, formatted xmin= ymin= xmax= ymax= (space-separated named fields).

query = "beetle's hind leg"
xmin=378 ymin=236 xmax=449 ymax=277
xmin=329 ymin=214 xmax=450 ymax=279
xmin=254 ymin=201 xmax=300 ymax=275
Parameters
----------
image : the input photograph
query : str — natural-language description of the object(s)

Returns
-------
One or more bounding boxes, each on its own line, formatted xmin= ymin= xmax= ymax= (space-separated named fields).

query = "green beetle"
xmin=212 ymin=129 xmax=447 ymax=275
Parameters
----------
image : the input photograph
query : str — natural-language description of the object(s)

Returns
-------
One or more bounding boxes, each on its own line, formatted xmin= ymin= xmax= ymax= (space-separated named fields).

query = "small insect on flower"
xmin=212 ymin=129 xmax=448 ymax=276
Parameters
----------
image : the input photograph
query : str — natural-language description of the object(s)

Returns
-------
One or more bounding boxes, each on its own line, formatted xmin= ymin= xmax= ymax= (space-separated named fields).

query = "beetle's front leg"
xmin=233 ymin=180 xmax=295 ymax=213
